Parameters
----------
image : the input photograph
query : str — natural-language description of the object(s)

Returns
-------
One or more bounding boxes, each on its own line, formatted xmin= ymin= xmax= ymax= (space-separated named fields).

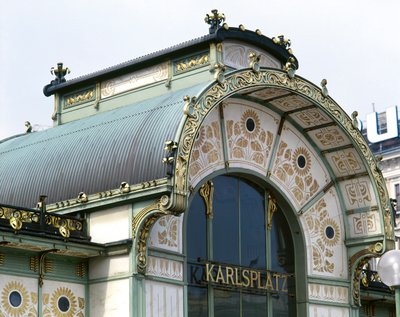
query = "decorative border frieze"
xmin=174 ymin=53 xmax=209 ymax=74
xmin=146 ymin=256 xmax=183 ymax=281
xmin=63 ymin=87 xmax=96 ymax=109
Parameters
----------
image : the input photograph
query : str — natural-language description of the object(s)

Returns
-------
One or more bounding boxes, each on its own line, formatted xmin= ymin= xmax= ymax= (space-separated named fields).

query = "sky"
xmin=0 ymin=0 xmax=399 ymax=139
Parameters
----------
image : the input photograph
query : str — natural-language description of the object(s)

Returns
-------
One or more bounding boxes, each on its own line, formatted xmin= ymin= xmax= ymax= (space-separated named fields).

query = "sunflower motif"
xmin=240 ymin=109 xmax=261 ymax=140
xmin=292 ymin=147 xmax=311 ymax=176
xmin=50 ymin=287 xmax=77 ymax=317
xmin=320 ymin=218 xmax=340 ymax=247
xmin=193 ymin=126 xmax=206 ymax=149
xmin=1 ymin=281 xmax=29 ymax=317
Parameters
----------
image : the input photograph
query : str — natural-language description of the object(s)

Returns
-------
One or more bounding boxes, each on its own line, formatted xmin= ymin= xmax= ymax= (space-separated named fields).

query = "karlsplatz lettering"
xmin=204 ymin=262 xmax=291 ymax=293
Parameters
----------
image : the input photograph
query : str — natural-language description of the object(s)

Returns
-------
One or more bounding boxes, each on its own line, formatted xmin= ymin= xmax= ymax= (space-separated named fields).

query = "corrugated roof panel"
xmin=0 ymin=83 xmax=207 ymax=207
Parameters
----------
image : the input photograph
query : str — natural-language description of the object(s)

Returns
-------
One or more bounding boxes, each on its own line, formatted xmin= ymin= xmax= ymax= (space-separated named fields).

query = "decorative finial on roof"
xmin=205 ymin=9 xmax=226 ymax=34
xmin=320 ymin=79 xmax=329 ymax=97
xmin=50 ymin=62 xmax=70 ymax=85
xmin=25 ymin=121 xmax=32 ymax=133
xmin=272 ymin=35 xmax=291 ymax=49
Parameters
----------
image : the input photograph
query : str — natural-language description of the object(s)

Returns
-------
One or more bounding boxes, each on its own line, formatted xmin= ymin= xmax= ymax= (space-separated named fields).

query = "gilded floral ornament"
xmin=1 ymin=281 xmax=29 ymax=317
xmin=49 ymin=287 xmax=77 ymax=317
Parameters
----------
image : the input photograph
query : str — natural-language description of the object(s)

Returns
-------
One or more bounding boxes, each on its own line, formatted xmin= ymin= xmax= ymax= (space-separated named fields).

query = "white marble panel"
xmin=308 ymin=283 xmax=349 ymax=304
xmin=89 ymin=205 xmax=130 ymax=243
xmin=89 ymin=254 xmax=130 ymax=280
xmin=145 ymin=280 xmax=183 ymax=317
xmin=89 ymin=279 xmax=129 ymax=317
xmin=42 ymin=280 xmax=85 ymax=317
xmin=222 ymin=40 xmax=281 ymax=69
xmin=247 ymin=87 xmax=289 ymax=101
xmin=348 ymin=211 xmax=382 ymax=238
xmin=271 ymin=121 xmax=330 ymax=210
xmin=309 ymin=304 xmax=349 ymax=317
xmin=269 ymin=94 xmax=313 ymax=112
xmin=0 ymin=274 xmax=38 ymax=316
xmin=307 ymin=126 xmax=351 ymax=150
xmin=101 ymin=63 xmax=168 ymax=98
xmin=289 ymin=108 xmax=332 ymax=128
xmin=223 ymin=98 xmax=280 ymax=175
xmin=339 ymin=177 xmax=377 ymax=210
xmin=324 ymin=149 xmax=366 ymax=177
xmin=146 ymin=256 xmax=183 ymax=281
xmin=189 ymin=106 xmax=225 ymax=188
xmin=300 ymin=188 xmax=347 ymax=278
xmin=149 ymin=214 xmax=183 ymax=253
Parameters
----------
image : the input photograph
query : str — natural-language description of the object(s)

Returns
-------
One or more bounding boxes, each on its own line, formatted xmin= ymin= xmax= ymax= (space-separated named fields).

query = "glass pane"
xmin=240 ymin=179 xmax=266 ymax=269
xmin=188 ymin=286 xmax=208 ymax=317
xmin=270 ymin=211 xmax=294 ymax=274
xmin=187 ymin=193 xmax=207 ymax=262
xmin=213 ymin=176 xmax=239 ymax=265
xmin=242 ymin=292 xmax=267 ymax=316
xmin=214 ymin=289 xmax=240 ymax=317
xmin=272 ymin=293 xmax=296 ymax=317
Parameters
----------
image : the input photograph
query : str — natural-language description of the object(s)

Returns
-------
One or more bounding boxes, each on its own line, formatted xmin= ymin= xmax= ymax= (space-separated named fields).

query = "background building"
xmin=0 ymin=11 xmax=395 ymax=317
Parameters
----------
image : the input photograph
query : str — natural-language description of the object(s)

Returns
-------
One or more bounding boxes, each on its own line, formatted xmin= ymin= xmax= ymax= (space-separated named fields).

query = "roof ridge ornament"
xmin=205 ymin=9 xmax=226 ymax=34
xmin=50 ymin=62 xmax=70 ymax=85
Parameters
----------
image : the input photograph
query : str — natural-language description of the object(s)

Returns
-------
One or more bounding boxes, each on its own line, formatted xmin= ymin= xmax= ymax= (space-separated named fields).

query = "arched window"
xmin=186 ymin=175 xmax=296 ymax=316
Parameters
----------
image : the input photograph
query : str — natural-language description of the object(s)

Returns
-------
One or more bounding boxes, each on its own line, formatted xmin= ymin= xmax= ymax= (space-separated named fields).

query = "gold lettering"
xmin=216 ymin=266 xmax=225 ymax=284
xmin=226 ymin=266 xmax=235 ymax=285
xmin=250 ymin=270 xmax=258 ymax=288
xmin=273 ymin=272 xmax=280 ymax=291
xmin=206 ymin=263 xmax=215 ymax=282
xmin=281 ymin=273 xmax=288 ymax=293
xmin=265 ymin=271 xmax=274 ymax=291
xmin=242 ymin=269 xmax=250 ymax=287
xmin=257 ymin=271 xmax=264 ymax=289
xmin=235 ymin=267 xmax=242 ymax=286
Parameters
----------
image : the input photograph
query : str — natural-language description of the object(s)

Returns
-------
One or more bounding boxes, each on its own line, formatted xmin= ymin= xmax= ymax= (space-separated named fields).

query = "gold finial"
xmin=284 ymin=57 xmax=297 ymax=78
xmin=205 ymin=9 xmax=226 ymax=34
xmin=50 ymin=62 xmax=70 ymax=84
xmin=239 ymin=24 xmax=245 ymax=31
xmin=272 ymin=35 xmax=291 ymax=49
xmin=249 ymin=52 xmax=261 ymax=73
xmin=255 ymin=29 xmax=262 ymax=36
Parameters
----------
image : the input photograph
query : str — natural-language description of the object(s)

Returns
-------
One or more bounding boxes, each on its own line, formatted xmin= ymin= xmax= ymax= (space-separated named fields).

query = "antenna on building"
xmin=372 ymin=102 xmax=375 ymax=112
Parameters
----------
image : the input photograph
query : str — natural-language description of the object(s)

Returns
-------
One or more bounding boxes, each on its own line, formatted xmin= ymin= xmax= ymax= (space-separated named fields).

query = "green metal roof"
xmin=0 ymin=83 xmax=208 ymax=207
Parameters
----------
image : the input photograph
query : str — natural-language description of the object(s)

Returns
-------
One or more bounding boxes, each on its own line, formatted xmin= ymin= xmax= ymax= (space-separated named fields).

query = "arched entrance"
xmin=140 ymin=68 xmax=393 ymax=317
xmin=186 ymin=175 xmax=297 ymax=316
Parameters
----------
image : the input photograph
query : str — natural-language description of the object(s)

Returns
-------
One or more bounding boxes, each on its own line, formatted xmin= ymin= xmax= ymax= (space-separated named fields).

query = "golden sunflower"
xmin=193 ymin=126 xmax=206 ymax=149
xmin=320 ymin=218 xmax=340 ymax=247
xmin=50 ymin=287 xmax=77 ymax=317
xmin=292 ymin=147 xmax=311 ymax=176
xmin=1 ymin=281 xmax=29 ymax=317
xmin=240 ymin=109 xmax=261 ymax=140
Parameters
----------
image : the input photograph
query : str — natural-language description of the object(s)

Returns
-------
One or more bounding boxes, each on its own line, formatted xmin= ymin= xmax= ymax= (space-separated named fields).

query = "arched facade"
xmin=143 ymin=68 xmax=394 ymax=316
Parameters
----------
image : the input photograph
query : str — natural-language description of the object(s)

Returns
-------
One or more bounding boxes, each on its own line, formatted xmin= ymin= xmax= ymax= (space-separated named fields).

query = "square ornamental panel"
xmin=289 ymin=108 xmax=333 ymax=129
xmin=307 ymin=125 xmax=352 ymax=151
xmin=269 ymin=94 xmax=313 ymax=112
xmin=247 ymin=87 xmax=290 ymax=101
xmin=324 ymin=149 xmax=367 ymax=177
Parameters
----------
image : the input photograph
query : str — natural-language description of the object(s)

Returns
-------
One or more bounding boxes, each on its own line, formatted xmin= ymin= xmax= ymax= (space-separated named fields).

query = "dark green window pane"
xmin=187 ymin=193 xmax=207 ymax=262
xmin=240 ymin=179 xmax=266 ymax=269
xmin=242 ymin=292 xmax=267 ymax=316
xmin=270 ymin=211 xmax=294 ymax=273
xmin=214 ymin=289 xmax=240 ymax=317
xmin=213 ymin=176 xmax=239 ymax=265
xmin=188 ymin=286 xmax=208 ymax=317
xmin=272 ymin=293 xmax=296 ymax=317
